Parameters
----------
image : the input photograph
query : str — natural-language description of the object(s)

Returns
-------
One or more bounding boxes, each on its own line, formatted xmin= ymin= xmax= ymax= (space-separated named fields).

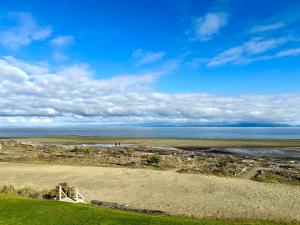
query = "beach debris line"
xmin=0 ymin=138 xmax=299 ymax=185
xmin=234 ymin=167 xmax=247 ymax=176
xmin=90 ymin=200 xmax=165 ymax=215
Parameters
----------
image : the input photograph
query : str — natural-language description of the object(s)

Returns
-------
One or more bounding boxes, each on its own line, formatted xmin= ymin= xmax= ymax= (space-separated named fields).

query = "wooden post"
xmin=75 ymin=187 xmax=78 ymax=202
xmin=58 ymin=185 xmax=62 ymax=201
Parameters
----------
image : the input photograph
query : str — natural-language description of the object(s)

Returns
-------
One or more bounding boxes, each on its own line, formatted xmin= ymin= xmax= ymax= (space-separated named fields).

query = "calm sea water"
xmin=1 ymin=127 xmax=300 ymax=139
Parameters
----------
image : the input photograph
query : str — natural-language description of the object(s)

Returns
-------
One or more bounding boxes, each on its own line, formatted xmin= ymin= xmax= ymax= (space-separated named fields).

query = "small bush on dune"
xmin=0 ymin=182 xmax=76 ymax=200
xmin=70 ymin=146 xmax=91 ymax=154
xmin=70 ymin=146 xmax=81 ymax=153
xmin=216 ymin=160 xmax=228 ymax=168
xmin=44 ymin=182 xmax=74 ymax=200
xmin=1 ymin=184 xmax=48 ymax=198
xmin=17 ymin=186 xmax=47 ymax=198
xmin=1 ymin=184 xmax=16 ymax=194
xmin=148 ymin=154 xmax=161 ymax=164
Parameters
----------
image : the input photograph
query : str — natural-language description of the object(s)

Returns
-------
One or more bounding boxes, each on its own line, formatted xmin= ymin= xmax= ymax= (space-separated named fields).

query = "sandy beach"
xmin=0 ymin=162 xmax=299 ymax=221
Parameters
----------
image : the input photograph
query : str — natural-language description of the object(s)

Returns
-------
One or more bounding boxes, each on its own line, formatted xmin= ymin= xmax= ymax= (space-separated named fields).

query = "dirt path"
xmin=0 ymin=162 xmax=299 ymax=221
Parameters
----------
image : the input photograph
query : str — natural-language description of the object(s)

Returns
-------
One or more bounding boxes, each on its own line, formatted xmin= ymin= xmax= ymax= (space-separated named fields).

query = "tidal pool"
xmin=219 ymin=147 xmax=300 ymax=160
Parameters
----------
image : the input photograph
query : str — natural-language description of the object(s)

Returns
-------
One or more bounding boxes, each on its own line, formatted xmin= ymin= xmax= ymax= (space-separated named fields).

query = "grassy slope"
xmin=0 ymin=194 xmax=295 ymax=225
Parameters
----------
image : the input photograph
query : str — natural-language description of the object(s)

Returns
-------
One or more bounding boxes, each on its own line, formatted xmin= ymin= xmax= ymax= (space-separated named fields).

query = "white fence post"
xmin=75 ymin=187 xmax=78 ymax=202
xmin=58 ymin=185 xmax=62 ymax=201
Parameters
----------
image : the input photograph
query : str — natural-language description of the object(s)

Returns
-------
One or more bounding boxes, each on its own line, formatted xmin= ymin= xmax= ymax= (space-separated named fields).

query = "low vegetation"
xmin=148 ymin=154 xmax=161 ymax=164
xmin=216 ymin=160 xmax=228 ymax=168
xmin=0 ymin=193 xmax=296 ymax=225
xmin=44 ymin=182 xmax=75 ymax=200
xmin=70 ymin=146 xmax=91 ymax=154
xmin=1 ymin=183 xmax=47 ymax=199
xmin=0 ymin=182 xmax=77 ymax=200
xmin=252 ymin=169 xmax=300 ymax=185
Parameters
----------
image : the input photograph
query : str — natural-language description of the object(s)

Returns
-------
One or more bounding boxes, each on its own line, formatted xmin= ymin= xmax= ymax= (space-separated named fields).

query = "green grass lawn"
xmin=0 ymin=194 xmax=296 ymax=225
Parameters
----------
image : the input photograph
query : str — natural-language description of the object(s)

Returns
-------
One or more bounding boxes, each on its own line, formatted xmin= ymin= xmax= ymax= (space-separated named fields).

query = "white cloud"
xmin=244 ymin=37 xmax=287 ymax=54
xmin=250 ymin=22 xmax=285 ymax=33
xmin=0 ymin=12 xmax=52 ymax=49
xmin=276 ymin=47 xmax=300 ymax=57
xmin=193 ymin=12 xmax=228 ymax=41
xmin=250 ymin=2 xmax=300 ymax=34
xmin=207 ymin=37 xmax=289 ymax=67
xmin=133 ymin=49 xmax=165 ymax=66
xmin=1 ymin=56 xmax=300 ymax=126
xmin=207 ymin=46 xmax=243 ymax=67
xmin=0 ymin=59 xmax=28 ymax=82
xmin=3 ymin=56 xmax=49 ymax=74
xmin=50 ymin=35 xmax=74 ymax=47
xmin=248 ymin=47 xmax=300 ymax=63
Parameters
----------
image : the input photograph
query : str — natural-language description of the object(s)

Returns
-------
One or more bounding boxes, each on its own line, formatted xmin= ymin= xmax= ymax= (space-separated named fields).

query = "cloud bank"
xmin=1 ymin=56 xmax=300 ymax=126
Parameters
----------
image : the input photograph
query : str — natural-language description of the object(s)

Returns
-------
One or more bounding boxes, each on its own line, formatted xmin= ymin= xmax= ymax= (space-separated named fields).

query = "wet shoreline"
xmin=188 ymin=147 xmax=300 ymax=160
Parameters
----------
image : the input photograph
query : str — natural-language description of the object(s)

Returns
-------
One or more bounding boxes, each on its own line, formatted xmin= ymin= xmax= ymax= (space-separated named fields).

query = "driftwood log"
xmin=90 ymin=200 xmax=165 ymax=215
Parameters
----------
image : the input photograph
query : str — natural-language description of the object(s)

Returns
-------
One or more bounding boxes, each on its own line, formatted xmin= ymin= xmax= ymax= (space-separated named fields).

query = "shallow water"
xmin=1 ymin=127 xmax=300 ymax=139
xmin=222 ymin=147 xmax=300 ymax=160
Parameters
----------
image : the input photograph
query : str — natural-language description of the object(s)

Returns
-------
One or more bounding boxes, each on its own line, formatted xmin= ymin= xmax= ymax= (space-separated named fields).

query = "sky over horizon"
xmin=0 ymin=0 xmax=300 ymax=126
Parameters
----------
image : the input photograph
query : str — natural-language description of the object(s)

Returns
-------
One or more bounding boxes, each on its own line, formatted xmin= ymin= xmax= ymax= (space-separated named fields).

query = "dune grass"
xmin=0 ymin=194 xmax=296 ymax=225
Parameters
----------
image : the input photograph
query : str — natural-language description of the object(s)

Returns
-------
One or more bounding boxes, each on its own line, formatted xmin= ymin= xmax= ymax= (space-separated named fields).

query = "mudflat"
xmin=0 ymin=162 xmax=299 ymax=221
xmin=20 ymin=136 xmax=300 ymax=148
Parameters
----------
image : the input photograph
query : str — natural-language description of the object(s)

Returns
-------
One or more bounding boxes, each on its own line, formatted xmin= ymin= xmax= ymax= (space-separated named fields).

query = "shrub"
xmin=44 ymin=182 xmax=74 ymax=200
xmin=71 ymin=146 xmax=81 ymax=153
xmin=17 ymin=186 xmax=46 ymax=198
xmin=216 ymin=160 xmax=228 ymax=168
xmin=1 ymin=184 xmax=48 ymax=198
xmin=1 ymin=184 xmax=16 ymax=194
xmin=71 ymin=146 xmax=91 ymax=154
xmin=148 ymin=154 xmax=161 ymax=164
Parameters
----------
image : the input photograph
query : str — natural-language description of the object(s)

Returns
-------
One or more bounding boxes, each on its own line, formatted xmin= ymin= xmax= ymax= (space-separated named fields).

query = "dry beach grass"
xmin=0 ymin=162 xmax=299 ymax=222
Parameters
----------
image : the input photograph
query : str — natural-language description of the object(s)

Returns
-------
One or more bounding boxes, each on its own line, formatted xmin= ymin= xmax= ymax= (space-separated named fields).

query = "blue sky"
xmin=0 ymin=0 xmax=300 ymax=126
